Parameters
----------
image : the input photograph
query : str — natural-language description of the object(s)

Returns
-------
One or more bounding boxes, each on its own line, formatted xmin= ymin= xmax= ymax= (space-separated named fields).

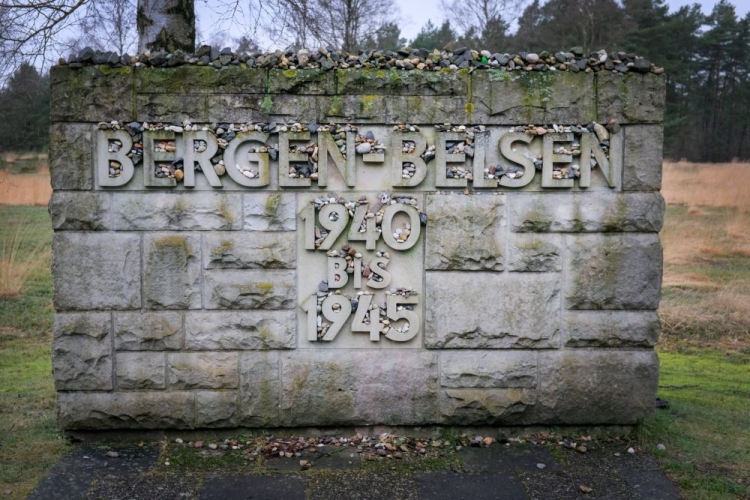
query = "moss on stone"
xmin=264 ymin=193 xmax=281 ymax=217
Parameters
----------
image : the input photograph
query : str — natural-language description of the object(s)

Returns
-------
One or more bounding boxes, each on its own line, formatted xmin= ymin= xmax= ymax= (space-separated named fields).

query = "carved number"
xmin=318 ymin=204 xmax=349 ymax=250
xmin=351 ymin=294 xmax=380 ymax=341
xmin=347 ymin=204 xmax=379 ymax=250
xmin=385 ymin=295 xmax=419 ymax=342
xmin=320 ymin=294 xmax=352 ymax=341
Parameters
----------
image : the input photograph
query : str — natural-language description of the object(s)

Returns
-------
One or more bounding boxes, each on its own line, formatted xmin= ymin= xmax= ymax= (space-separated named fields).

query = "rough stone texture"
xmin=623 ymin=126 xmax=664 ymax=191
xmin=509 ymin=193 xmax=664 ymax=233
xmin=596 ymin=72 xmax=666 ymax=124
xmin=49 ymin=123 xmax=93 ymax=190
xmin=426 ymin=194 xmax=505 ymax=271
xmin=50 ymin=66 xmax=134 ymax=122
xmin=185 ymin=311 xmax=295 ymax=350
xmin=244 ymin=193 xmax=296 ymax=231
xmin=143 ymin=233 xmax=201 ymax=309
xmin=440 ymin=352 xmax=537 ymax=388
xmin=564 ymin=311 xmax=661 ymax=347
xmin=268 ymin=68 xmax=336 ymax=95
xmin=440 ymin=388 xmax=537 ymax=425
xmin=135 ymin=66 xmax=266 ymax=94
xmin=114 ymin=312 xmax=183 ymax=350
xmin=537 ymin=350 xmax=659 ymax=424
xmin=53 ymin=233 xmax=141 ymax=310
xmin=196 ymin=391 xmax=239 ymax=427
xmin=565 ymin=234 xmax=663 ymax=310
xmin=168 ymin=352 xmax=239 ymax=390
xmin=136 ymin=94 xmax=208 ymax=122
xmin=115 ymin=352 xmax=166 ymax=390
xmin=57 ymin=392 xmax=194 ymax=429
xmin=49 ymin=192 xmax=110 ymax=230
xmin=52 ymin=313 xmax=112 ymax=391
xmin=203 ymin=270 xmax=296 ymax=310
xmin=240 ymin=352 xmax=281 ymax=427
xmin=425 ymin=273 xmax=560 ymax=348
xmin=280 ymin=351 xmax=439 ymax=426
xmin=335 ymin=68 xmax=470 ymax=96
xmin=112 ymin=193 xmax=241 ymax=230
xmin=507 ymin=234 xmax=563 ymax=272
xmin=203 ymin=233 xmax=295 ymax=269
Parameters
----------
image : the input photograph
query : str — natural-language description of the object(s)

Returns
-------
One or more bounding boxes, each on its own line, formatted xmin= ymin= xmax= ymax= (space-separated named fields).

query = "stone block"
xmin=112 ymin=192 xmax=241 ymax=230
xmin=143 ymin=233 xmax=201 ymax=309
xmin=53 ymin=232 xmax=141 ymax=310
xmin=57 ymin=392 xmax=194 ymax=430
xmin=564 ymin=311 xmax=660 ymax=347
xmin=243 ymin=193 xmax=296 ymax=231
xmin=426 ymin=193 xmax=505 ymax=271
xmin=425 ymin=273 xmax=560 ymax=349
xmin=207 ymin=95 xmax=264 ymax=122
xmin=623 ymin=126 xmax=663 ymax=191
xmin=509 ymin=193 xmax=665 ymax=233
xmin=50 ymin=66 xmax=134 ymax=121
xmin=406 ymin=96 xmax=468 ymax=123
xmin=49 ymin=192 xmax=111 ymax=230
xmin=565 ymin=234 xmax=662 ymax=310
xmin=507 ymin=234 xmax=563 ymax=272
xmin=471 ymin=70 xmax=595 ymax=124
xmin=136 ymin=94 xmax=208 ymax=122
xmin=203 ymin=232 xmax=295 ymax=269
xmin=597 ymin=72 xmax=665 ymax=124
xmin=335 ymin=68 xmax=470 ymax=96
xmin=240 ymin=352 xmax=281 ymax=426
xmin=252 ymin=94 xmax=318 ymax=122
xmin=168 ymin=352 xmax=239 ymax=390
xmin=52 ymin=313 xmax=112 ymax=391
xmin=203 ymin=270 xmax=296 ymax=310
xmin=49 ymin=123 xmax=93 ymax=190
xmin=268 ymin=68 xmax=335 ymax=95
xmin=185 ymin=311 xmax=296 ymax=350
xmin=280 ymin=351 xmax=439 ymax=426
xmin=196 ymin=391 xmax=239 ymax=427
xmin=115 ymin=352 xmax=166 ymax=390
xmin=537 ymin=350 xmax=658 ymax=424
xmin=114 ymin=312 xmax=184 ymax=350
xmin=439 ymin=388 xmax=536 ymax=425
xmin=135 ymin=66 xmax=266 ymax=94
xmin=319 ymin=95 xmax=388 ymax=122
xmin=440 ymin=352 xmax=537 ymax=388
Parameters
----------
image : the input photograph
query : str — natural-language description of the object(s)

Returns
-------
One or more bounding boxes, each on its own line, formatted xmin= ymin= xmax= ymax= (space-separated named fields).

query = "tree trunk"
xmin=137 ymin=0 xmax=195 ymax=53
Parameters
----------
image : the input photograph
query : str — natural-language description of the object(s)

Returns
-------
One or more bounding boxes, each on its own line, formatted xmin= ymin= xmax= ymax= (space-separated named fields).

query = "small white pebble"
xmin=627 ymin=447 xmax=635 ymax=454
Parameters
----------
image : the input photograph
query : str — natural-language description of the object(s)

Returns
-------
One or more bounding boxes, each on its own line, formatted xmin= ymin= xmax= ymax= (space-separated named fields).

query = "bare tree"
xmin=72 ymin=0 xmax=138 ymax=55
xmin=137 ymin=0 xmax=195 ymax=52
xmin=440 ymin=0 xmax=523 ymax=46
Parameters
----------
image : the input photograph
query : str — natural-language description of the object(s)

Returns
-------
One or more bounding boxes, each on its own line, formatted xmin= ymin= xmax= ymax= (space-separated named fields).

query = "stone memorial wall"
xmin=49 ymin=62 xmax=665 ymax=430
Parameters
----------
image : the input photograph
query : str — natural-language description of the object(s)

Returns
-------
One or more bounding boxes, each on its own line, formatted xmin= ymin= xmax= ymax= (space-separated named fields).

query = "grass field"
xmin=0 ymin=160 xmax=748 ymax=499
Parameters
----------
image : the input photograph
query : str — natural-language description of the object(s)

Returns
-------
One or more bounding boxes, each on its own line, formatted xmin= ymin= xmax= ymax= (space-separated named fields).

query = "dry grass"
xmin=0 ymin=219 xmax=50 ymax=297
xmin=660 ymin=161 xmax=750 ymax=351
xmin=0 ymin=153 xmax=51 ymax=206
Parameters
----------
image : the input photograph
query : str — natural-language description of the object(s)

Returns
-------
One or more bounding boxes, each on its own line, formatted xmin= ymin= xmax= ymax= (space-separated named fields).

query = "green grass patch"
xmin=637 ymin=350 xmax=750 ymax=499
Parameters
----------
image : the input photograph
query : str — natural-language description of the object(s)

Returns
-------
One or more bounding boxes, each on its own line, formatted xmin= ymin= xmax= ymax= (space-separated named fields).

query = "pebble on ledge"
xmin=57 ymin=45 xmax=664 ymax=75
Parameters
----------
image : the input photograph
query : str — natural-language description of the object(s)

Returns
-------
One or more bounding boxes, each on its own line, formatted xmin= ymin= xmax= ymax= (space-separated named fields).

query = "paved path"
xmin=28 ymin=442 xmax=682 ymax=499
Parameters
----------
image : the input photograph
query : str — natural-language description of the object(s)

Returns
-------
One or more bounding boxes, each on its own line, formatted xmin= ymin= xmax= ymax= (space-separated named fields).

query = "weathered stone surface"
xmin=425 ymin=273 xmax=560 ymax=348
xmin=206 ymin=95 xmax=264 ymax=122
xmin=335 ymin=68 xmax=470 ymax=96
xmin=185 ymin=311 xmax=295 ymax=350
xmin=623 ymin=126 xmax=663 ymax=191
xmin=507 ymin=234 xmax=562 ymax=272
xmin=196 ymin=391 xmax=238 ymax=427
xmin=280 ymin=351 xmax=439 ymax=426
xmin=136 ymin=94 xmax=208 ymax=122
xmin=135 ymin=66 xmax=266 ymax=94
xmin=57 ymin=392 xmax=194 ymax=430
xmin=49 ymin=192 xmax=110 ymax=230
xmin=439 ymin=389 xmax=536 ymax=425
xmin=49 ymin=123 xmax=93 ymax=190
xmin=112 ymin=193 xmax=241 ymax=230
xmin=244 ymin=193 xmax=296 ymax=231
xmin=114 ymin=312 xmax=183 ymax=350
xmin=203 ymin=270 xmax=296 ymax=309
xmin=115 ymin=352 xmax=166 ymax=390
xmin=564 ymin=311 xmax=661 ymax=347
xmin=440 ymin=352 xmax=537 ymax=388
xmin=405 ymin=96 xmax=468 ymax=123
xmin=537 ymin=350 xmax=659 ymax=424
xmin=246 ymin=94 xmax=318 ymax=122
xmin=50 ymin=66 xmax=134 ymax=121
xmin=268 ymin=68 xmax=335 ymax=95
xmin=240 ymin=352 xmax=280 ymax=426
xmin=203 ymin=233 xmax=295 ymax=269
xmin=596 ymin=72 xmax=666 ymax=124
xmin=319 ymin=95 xmax=389 ymax=122
xmin=168 ymin=352 xmax=239 ymax=389
xmin=143 ymin=233 xmax=201 ymax=309
xmin=565 ymin=234 xmax=662 ymax=310
xmin=509 ymin=193 xmax=665 ymax=232
xmin=52 ymin=313 xmax=112 ymax=391
xmin=472 ymin=70 xmax=595 ymax=124
xmin=426 ymin=194 xmax=505 ymax=271
xmin=53 ymin=233 xmax=141 ymax=310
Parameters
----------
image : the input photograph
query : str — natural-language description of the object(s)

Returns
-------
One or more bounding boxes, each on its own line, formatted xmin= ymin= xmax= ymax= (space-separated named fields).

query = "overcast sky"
xmin=196 ymin=0 xmax=750 ymax=48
